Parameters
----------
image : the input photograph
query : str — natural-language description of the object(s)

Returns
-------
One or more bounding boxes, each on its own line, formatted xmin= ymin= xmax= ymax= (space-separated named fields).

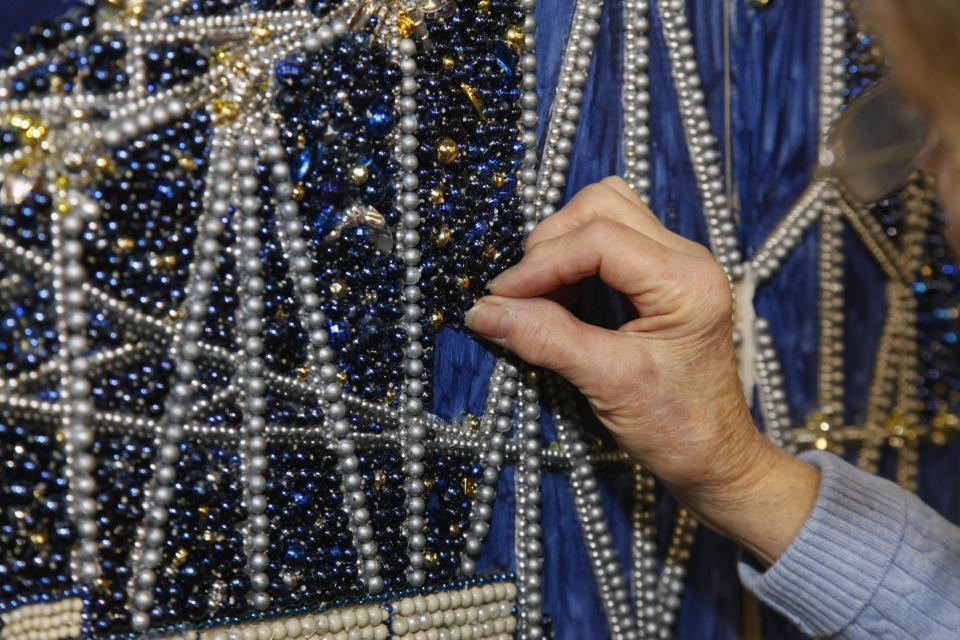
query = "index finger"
xmin=527 ymin=178 xmax=703 ymax=258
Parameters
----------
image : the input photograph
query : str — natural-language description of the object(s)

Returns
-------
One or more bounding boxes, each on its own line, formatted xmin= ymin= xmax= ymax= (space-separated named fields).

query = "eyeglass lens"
xmin=822 ymin=82 xmax=929 ymax=203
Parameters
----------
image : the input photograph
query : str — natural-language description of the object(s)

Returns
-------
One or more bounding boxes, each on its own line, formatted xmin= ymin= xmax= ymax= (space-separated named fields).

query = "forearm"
xmin=664 ymin=424 xmax=820 ymax=566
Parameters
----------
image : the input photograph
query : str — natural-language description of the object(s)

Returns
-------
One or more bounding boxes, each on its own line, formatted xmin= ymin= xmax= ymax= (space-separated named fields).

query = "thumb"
xmin=464 ymin=295 xmax=614 ymax=385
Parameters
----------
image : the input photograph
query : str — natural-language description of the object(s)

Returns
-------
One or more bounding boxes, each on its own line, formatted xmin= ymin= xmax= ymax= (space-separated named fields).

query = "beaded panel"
xmin=0 ymin=0 xmax=532 ymax=636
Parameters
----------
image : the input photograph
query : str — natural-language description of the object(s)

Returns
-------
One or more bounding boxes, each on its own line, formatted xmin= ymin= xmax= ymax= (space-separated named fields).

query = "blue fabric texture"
xmin=5 ymin=1 xmax=960 ymax=639
xmin=740 ymin=451 xmax=960 ymax=638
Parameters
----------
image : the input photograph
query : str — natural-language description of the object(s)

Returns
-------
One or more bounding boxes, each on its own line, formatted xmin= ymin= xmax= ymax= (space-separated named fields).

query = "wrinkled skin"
xmin=467 ymin=3 xmax=960 ymax=565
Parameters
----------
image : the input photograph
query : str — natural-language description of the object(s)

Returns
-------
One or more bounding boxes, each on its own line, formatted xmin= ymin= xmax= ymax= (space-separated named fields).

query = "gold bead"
xmin=337 ymin=370 xmax=348 ymax=383
xmin=459 ymin=83 xmax=486 ymax=119
xmin=397 ymin=11 xmax=417 ymax=39
xmin=424 ymin=551 xmax=439 ymax=568
xmin=457 ymin=275 xmax=471 ymax=290
xmin=436 ymin=136 xmax=459 ymax=164
xmin=441 ymin=56 xmax=456 ymax=70
xmin=198 ymin=505 xmax=210 ymax=518
xmin=349 ymin=164 xmax=369 ymax=185
xmin=115 ymin=237 xmax=136 ymax=252
xmin=752 ymin=0 xmax=771 ymax=7
xmin=482 ymin=244 xmax=498 ymax=260
xmin=210 ymin=98 xmax=239 ymax=124
xmin=463 ymin=414 xmax=481 ymax=432
xmin=374 ymin=470 xmax=387 ymax=492
xmin=173 ymin=547 xmax=189 ymax=568
xmin=435 ymin=226 xmax=452 ymax=247
xmin=505 ymin=25 xmax=525 ymax=52
xmin=478 ymin=0 xmax=491 ymax=13
xmin=292 ymin=182 xmax=306 ymax=202
xmin=429 ymin=311 xmax=444 ymax=328
xmin=162 ymin=255 xmax=177 ymax=269
xmin=493 ymin=172 xmax=507 ymax=187
xmin=330 ymin=280 xmax=348 ymax=296
xmin=29 ymin=532 xmax=46 ymax=546
xmin=295 ymin=365 xmax=312 ymax=380
xmin=251 ymin=22 xmax=273 ymax=44
xmin=428 ymin=188 xmax=445 ymax=205
xmin=423 ymin=476 xmax=435 ymax=492
xmin=461 ymin=478 xmax=478 ymax=498
xmin=178 ymin=156 xmax=197 ymax=172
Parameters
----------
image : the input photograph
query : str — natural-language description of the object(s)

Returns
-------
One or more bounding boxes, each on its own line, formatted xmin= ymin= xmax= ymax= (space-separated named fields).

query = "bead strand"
xmin=749 ymin=182 xmax=826 ymax=283
xmin=817 ymin=193 xmax=845 ymax=427
xmin=817 ymin=0 xmax=847 ymax=148
xmin=631 ymin=466 xmax=658 ymax=637
xmin=549 ymin=376 xmax=637 ymax=640
xmin=233 ymin=135 xmax=273 ymax=611
xmin=460 ymin=361 xmax=516 ymax=577
xmin=621 ymin=0 xmax=651 ymax=200
xmin=753 ymin=319 xmax=794 ymax=452
xmin=392 ymin=33 xmax=430 ymax=589
xmin=535 ymin=0 xmax=603 ymax=220
xmin=514 ymin=370 xmax=544 ymax=640
xmin=517 ymin=0 xmax=540 ymax=234
xmin=127 ymin=126 xmax=235 ymax=633
xmin=263 ymin=116 xmax=386 ymax=596
xmin=656 ymin=0 xmax=740 ymax=275
xmin=51 ymin=187 xmax=101 ymax=585
xmin=653 ymin=510 xmax=696 ymax=635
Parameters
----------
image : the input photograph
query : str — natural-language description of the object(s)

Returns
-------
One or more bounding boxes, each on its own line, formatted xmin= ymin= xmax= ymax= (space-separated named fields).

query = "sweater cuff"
xmin=738 ymin=450 xmax=908 ymax=637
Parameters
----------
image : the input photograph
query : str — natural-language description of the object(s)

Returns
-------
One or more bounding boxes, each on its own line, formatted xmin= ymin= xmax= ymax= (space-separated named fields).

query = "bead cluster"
xmin=0 ymin=419 xmax=75 ymax=601
xmin=128 ymin=114 xmax=227 ymax=632
xmin=0 ymin=596 xmax=83 ymax=640
xmin=389 ymin=581 xmax=517 ymax=639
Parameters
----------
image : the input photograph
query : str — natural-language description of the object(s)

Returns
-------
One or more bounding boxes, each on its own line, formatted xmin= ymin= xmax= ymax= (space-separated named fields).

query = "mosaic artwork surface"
xmin=1 ymin=0 xmax=959 ymax=639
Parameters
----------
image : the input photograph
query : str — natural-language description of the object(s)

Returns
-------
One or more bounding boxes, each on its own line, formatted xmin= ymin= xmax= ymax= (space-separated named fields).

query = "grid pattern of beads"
xmin=0 ymin=597 xmax=83 ymax=640
xmin=0 ymin=0 xmax=959 ymax=639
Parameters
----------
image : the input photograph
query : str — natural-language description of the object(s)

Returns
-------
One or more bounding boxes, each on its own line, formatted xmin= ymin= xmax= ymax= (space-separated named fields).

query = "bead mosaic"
xmin=1 ymin=0 xmax=959 ymax=638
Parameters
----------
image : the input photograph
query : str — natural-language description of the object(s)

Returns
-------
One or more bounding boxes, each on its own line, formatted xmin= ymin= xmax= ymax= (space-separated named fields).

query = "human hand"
xmin=466 ymin=177 xmax=818 ymax=563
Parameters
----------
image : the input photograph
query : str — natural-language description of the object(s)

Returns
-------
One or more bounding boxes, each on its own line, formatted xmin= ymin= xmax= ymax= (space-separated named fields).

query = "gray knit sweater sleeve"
xmin=738 ymin=450 xmax=960 ymax=638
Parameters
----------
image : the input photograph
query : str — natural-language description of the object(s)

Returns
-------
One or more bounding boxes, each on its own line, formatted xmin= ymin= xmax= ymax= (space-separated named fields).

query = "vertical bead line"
xmin=534 ymin=0 xmax=604 ymax=221
xmin=387 ymin=28 xmax=429 ymax=589
xmin=233 ymin=132 xmax=272 ymax=610
xmin=263 ymin=19 xmax=385 ymax=596
xmin=51 ymin=186 xmax=101 ymax=586
xmin=517 ymin=0 xmax=540 ymax=234
xmin=126 ymin=104 xmax=230 ymax=632
xmin=549 ymin=375 xmax=637 ymax=640
xmin=621 ymin=0 xmax=651 ymax=200
xmin=514 ymin=369 xmax=544 ymax=639
xmin=459 ymin=360 xmax=516 ymax=577
xmin=655 ymin=0 xmax=740 ymax=275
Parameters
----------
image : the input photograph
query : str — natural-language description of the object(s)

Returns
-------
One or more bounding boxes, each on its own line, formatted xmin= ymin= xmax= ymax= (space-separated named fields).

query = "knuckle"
xmin=691 ymin=242 xmax=714 ymax=260
xmin=698 ymin=262 xmax=734 ymax=320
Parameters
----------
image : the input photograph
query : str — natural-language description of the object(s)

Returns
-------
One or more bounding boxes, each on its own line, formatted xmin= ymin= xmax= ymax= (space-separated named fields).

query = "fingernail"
xmin=465 ymin=299 xmax=513 ymax=340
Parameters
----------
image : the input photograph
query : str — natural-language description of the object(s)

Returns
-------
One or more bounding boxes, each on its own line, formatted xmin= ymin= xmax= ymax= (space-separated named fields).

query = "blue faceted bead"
xmin=365 ymin=102 xmax=394 ymax=138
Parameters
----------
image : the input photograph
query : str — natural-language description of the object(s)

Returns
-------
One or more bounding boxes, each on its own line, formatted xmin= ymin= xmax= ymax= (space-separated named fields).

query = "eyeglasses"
xmin=818 ymin=80 xmax=935 ymax=203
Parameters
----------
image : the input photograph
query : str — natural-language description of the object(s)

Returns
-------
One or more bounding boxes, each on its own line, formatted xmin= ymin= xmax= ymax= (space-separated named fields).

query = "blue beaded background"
xmin=3 ymin=1 xmax=960 ymax=639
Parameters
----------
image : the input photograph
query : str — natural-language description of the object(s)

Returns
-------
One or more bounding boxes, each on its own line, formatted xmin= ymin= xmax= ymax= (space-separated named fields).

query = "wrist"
xmin=675 ymin=425 xmax=821 ymax=565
